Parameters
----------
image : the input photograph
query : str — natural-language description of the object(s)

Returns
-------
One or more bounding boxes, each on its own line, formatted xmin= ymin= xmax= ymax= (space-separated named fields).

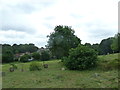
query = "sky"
xmin=0 ymin=0 xmax=119 ymax=48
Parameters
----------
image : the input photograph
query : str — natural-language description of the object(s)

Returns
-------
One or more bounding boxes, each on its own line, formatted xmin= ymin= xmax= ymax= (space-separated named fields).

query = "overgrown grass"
xmin=97 ymin=53 xmax=119 ymax=70
xmin=2 ymin=53 xmax=119 ymax=88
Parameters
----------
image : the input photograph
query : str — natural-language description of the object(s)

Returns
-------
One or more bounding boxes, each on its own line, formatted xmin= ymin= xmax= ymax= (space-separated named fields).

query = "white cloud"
xmin=0 ymin=0 xmax=119 ymax=47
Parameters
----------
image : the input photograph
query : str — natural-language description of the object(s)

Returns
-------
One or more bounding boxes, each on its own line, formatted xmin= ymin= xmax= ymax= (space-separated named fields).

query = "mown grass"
xmin=2 ymin=53 xmax=119 ymax=88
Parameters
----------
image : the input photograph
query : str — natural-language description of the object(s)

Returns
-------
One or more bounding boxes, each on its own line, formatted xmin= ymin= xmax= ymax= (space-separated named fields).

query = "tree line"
xmin=84 ymin=33 xmax=119 ymax=55
xmin=1 ymin=25 xmax=119 ymax=63
xmin=47 ymin=25 xmax=119 ymax=59
xmin=2 ymin=43 xmax=39 ymax=63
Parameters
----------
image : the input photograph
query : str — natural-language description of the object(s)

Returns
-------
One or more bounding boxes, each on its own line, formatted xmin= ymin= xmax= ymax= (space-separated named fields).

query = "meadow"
xmin=2 ymin=53 xmax=119 ymax=88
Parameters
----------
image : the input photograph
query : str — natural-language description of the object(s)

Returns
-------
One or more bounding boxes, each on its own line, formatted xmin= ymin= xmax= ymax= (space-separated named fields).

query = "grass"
xmin=2 ymin=53 xmax=119 ymax=88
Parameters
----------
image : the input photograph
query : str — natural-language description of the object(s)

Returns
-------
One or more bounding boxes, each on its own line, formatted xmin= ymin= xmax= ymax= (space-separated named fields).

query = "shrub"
xmin=41 ymin=50 xmax=50 ymax=61
xmin=29 ymin=62 xmax=42 ymax=71
xmin=63 ymin=45 xmax=98 ymax=70
xmin=20 ymin=54 xmax=31 ymax=62
xmin=32 ymin=52 xmax=40 ymax=60
xmin=10 ymin=63 xmax=17 ymax=69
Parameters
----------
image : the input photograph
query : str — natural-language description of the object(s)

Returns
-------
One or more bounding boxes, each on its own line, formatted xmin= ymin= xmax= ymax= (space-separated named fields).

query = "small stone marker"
xmin=43 ymin=64 xmax=48 ymax=68
xmin=61 ymin=68 xmax=65 ymax=71
xmin=94 ymin=73 xmax=100 ymax=77
xmin=9 ymin=67 xmax=14 ymax=72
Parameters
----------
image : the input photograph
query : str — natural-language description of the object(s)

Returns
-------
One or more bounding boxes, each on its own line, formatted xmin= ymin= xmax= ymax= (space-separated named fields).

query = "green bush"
xmin=20 ymin=54 xmax=31 ymax=62
xmin=41 ymin=50 xmax=50 ymax=61
xmin=63 ymin=45 xmax=98 ymax=70
xmin=10 ymin=63 xmax=17 ymax=69
xmin=32 ymin=52 xmax=40 ymax=60
xmin=29 ymin=62 xmax=42 ymax=71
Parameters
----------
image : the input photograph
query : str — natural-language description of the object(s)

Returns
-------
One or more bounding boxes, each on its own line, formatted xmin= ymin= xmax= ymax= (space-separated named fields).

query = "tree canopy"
xmin=99 ymin=37 xmax=113 ymax=55
xmin=47 ymin=25 xmax=81 ymax=59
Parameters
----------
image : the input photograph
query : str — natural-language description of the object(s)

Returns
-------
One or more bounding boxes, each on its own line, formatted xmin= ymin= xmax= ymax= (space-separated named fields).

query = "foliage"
xmin=12 ymin=43 xmax=38 ymax=53
xmin=99 ymin=37 xmax=113 ymax=55
xmin=84 ymin=43 xmax=92 ymax=48
xmin=63 ymin=45 xmax=98 ymax=70
xmin=2 ymin=50 xmax=14 ymax=63
xmin=20 ymin=54 xmax=31 ymax=62
xmin=10 ymin=63 xmax=17 ymax=69
xmin=2 ymin=43 xmax=39 ymax=63
xmin=111 ymin=33 xmax=120 ymax=53
xmin=40 ymin=50 xmax=50 ymax=61
xmin=91 ymin=43 xmax=99 ymax=53
xmin=47 ymin=25 xmax=81 ymax=59
xmin=2 ymin=43 xmax=38 ymax=54
xmin=29 ymin=62 xmax=42 ymax=71
xmin=32 ymin=52 xmax=40 ymax=60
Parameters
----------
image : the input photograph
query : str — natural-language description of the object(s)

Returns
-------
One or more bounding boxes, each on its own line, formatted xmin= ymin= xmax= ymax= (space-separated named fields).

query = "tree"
xmin=47 ymin=25 xmax=81 ymax=59
xmin=12 ymin=44 xmax=19 ymax=54
xmin=99 ymin=37 xmax=113 ymax=55
xmin=84 ymin=43 xmax=92 ymax=48
xmin=63 ymin=45 xmax=98 ymax=70
xmin=2 ymin=50 xmax=14 ymax=63
xmin=12 ymin=43 xmax=38 ymax=53
xmin=40 ymin=50 xmax=50 ymax=61
xmin=2 ymin=44 xmax=13 ymax=54
xmin=28 ymin=43 xmax=38 ymax=53
xmin=32 ymin=52 xmax=40 ymax=60
xmin=91 ymin=43 xmax=99 ymax=53
xmin=20 ymin=54 xmax=31 ymax=62
xmin=2 ymin=44 xmax=14 ymax=63
xmin=111 ymin=33 xmax=120 ymax=53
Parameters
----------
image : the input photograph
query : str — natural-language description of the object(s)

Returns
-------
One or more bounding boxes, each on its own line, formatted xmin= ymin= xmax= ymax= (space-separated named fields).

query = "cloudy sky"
xmin=0 ymin=0 xmax=119 ymax=48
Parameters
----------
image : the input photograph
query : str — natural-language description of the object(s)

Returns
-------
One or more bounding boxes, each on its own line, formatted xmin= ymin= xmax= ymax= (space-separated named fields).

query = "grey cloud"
xmin=88 ymin=29 xmax=116 ymax=38
xmin=1 ymin=25 xmax=36 ymax=34
xmin=3 ymin=33 xmax=26 ymax=39
xmin=2 ymin=0 xmax=56 ymax=14
xmin=12 ymin=3 xmax=36 ymax=14
xmin=2 ymin=2 xmax=36 ymax=14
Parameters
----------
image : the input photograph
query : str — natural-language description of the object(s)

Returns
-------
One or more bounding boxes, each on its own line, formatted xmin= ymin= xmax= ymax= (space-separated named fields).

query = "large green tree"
xmin=47 ymin=25 xmax=81 ymax=59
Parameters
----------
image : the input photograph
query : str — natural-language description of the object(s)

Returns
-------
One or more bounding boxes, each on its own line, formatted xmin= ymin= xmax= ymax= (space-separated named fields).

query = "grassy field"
xmin=2 ymin=53 xmax=119 ymax=88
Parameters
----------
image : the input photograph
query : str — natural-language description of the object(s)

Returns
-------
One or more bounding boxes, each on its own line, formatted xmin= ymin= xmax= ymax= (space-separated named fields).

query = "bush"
xmin=20 ymin=54 xmax=31 ymax=62
xmin=29 ymin=62 xmax=42 ymax=71
xmin=41 ymin=50 xmax=50 ymax=61
xmin=32 ymin=52 xmax=40 ymax=60
xmin=63 ymin=45 xmax=98 ymax=70
xmin=10 ymin=63 xmax=17 ymax=69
